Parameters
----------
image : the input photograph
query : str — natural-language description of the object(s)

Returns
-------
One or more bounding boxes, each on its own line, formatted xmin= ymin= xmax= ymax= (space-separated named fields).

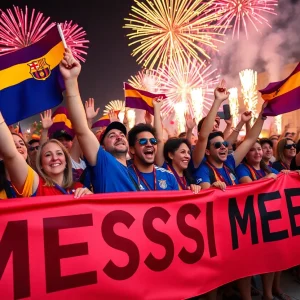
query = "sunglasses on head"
xmin=137 ymin=138 xmax=158 ymax=146
xmin=212 ymin=141 xmax=229 ymax=149
xmin=284 ymin=143 xmax=296 ymax=149
xmin=29 ymin=146 xmax=39 ymax=152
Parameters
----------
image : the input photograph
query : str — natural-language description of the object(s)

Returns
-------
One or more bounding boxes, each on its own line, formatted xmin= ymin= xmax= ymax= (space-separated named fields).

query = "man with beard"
xmin=194 ymin=102 xmax=267 ymax=191
xmin=128 ymin=124 xmax=178 ymax=191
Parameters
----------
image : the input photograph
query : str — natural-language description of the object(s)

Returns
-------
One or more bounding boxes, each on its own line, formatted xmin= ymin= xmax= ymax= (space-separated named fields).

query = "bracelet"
xmin=232 ymin=128 xmax=240 ymax=133
xmin=0 ymin=119 xmax=5 ymax=125
xmin=261 ymin=116 xmax=267 ymax=120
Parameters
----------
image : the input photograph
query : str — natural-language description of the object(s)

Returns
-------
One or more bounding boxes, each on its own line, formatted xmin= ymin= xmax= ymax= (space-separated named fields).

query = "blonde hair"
xmin=11 ymin=133 xmax=32 ymax=167
xmin=35 ymin=139 xmax=73 ymax=188
xmin=276 ymin=138 xmax=295 ymax=163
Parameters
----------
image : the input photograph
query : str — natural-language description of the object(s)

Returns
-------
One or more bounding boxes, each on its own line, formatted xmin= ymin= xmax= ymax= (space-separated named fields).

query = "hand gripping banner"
xmin=1 ymin=173 xmax=300 ymax=300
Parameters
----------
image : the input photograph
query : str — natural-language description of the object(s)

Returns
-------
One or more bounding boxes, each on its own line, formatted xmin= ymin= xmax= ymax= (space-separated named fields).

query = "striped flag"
xmin=260 ymin=63 xmax=300 ymax=116
xmin=92 ymin=115 xmax=110 ymax=128
xmin=124 ymin=83 xmax=166 ymax=115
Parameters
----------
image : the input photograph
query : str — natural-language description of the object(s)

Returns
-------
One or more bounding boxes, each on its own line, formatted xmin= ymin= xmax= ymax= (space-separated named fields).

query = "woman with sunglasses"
xmin=272 ymin=138 xmax=296 ymax=171
xmin=0 ymin=112 xmax=92 ymax=198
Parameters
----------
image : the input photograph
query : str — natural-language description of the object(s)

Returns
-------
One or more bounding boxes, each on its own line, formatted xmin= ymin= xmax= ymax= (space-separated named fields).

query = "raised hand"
xmin=225 ymin=115 xmax=233 ymax=125
xmin=153 ymin=97 xmax=164 ymax=110
xmin=40 ymin=109 xmax=53 ymax=130
xmin=241 ymin=111 xmax=252 ymax=123
xmin=108 ymin=109 xmax=119 ymax=122
xmin=59 ymin=48 xmax=81 ymax=81
xmin=185 ymin=113 xmax=196 ymax=130
xmin=214 ymin=79 xmax=230 ymax=102
xmin=85 ymin=98 xmax=100 ymax=120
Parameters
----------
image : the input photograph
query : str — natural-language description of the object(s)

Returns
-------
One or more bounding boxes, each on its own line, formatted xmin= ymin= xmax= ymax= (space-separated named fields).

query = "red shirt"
xmin=36 ymin=177 xmax=83 ymax=196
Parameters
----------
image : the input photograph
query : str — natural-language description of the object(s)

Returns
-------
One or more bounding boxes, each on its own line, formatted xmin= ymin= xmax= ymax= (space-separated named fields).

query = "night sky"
xmin=1 ymin=0 xmax=300 ymax=128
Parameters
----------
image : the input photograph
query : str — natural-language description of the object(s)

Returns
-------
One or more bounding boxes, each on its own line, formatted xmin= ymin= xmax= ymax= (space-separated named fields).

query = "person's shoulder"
xmin=155 ymin=165 xmax=174 ymax=176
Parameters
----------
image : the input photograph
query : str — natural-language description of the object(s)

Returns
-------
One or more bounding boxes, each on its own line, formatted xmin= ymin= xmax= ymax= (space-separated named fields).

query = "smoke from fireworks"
xmin=124 ymin=0 xmax=223 ymax=69
xmin=0 ymin=6 xmax=55 ymax=55
xmin=60 ymin=20 xmax=89 ymax=62
xmin=214 ymin=0 xmax=278 ymax=39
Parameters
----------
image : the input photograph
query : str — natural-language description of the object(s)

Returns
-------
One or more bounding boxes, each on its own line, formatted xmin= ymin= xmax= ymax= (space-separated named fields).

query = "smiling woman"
xmin=0 ymin=111 xmax=93 ymax=199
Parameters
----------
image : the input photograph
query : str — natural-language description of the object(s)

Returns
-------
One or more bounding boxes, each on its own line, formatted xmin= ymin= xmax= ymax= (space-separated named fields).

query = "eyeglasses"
xmin=137 ymin=138 xmax=158 ymax=146
xmin=212 ymin=141 xmax=229 ymax=149
xmin=284 ymin=143 xmax=296 ymax=149
xmin=29 ymin=146 xmax=39 ymax=152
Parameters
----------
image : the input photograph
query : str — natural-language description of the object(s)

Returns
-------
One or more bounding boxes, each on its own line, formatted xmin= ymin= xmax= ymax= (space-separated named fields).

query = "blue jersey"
xmin=128 ymin=165 xmax=179 ymax=191
xmin=87 ymin=147 xmax=137 ymax=193
xmin=194 ymin=154 xmax=238 ymax=186
xmin=236 ymin=163 xmax=278 ymax=181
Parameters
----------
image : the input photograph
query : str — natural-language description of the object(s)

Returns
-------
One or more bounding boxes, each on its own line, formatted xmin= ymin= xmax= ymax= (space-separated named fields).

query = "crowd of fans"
xmin=1 ymin=48 xmax=300 ymax=300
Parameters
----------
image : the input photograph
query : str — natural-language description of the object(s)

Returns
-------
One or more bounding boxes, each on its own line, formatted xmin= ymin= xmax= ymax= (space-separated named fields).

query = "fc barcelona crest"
xmin=158 ymin=179 xmax=167 ymax=189
xmin=28 ymin=58 xmax=51 ymax=80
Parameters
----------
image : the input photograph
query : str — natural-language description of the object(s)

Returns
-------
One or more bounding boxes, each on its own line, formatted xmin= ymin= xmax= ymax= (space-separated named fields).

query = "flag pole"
xmin=57 ymin=23 xmax=68 ymax=49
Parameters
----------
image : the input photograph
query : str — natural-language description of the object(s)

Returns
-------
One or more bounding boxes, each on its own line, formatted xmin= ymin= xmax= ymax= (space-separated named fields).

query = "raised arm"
xmin=153 ymin=98 xmax=164 ymax=167
xmin=60 ymin=49 xmax=100 ymax=166
xmin=226 ymin=111 xmax=252 ymax=145
xmin=223 ymin=116 xmax=232 ymax=140
xmin=192 ymin=82 xmax=229 ymax=168
xmin=0 ymin=112 xmax=38 ymax=192
xmin=40 ymin=109 xmax=53 ymax=145
xmin=185 ymin=114 xmax=196 ymax=145
xmin=233 ymin=104 xmax=267 ymax=166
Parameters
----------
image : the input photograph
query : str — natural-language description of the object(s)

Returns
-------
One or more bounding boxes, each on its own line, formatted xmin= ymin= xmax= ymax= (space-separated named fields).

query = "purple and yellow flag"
xmin=0 ymin=26 xmax=65 ymax=125
xmin=124 ymin=83 xmax=166 ymax=115
xmin=92 ymin=115 xmax=110 ymax=128
xmin=260 ymin=63 xmax=300 ymax=116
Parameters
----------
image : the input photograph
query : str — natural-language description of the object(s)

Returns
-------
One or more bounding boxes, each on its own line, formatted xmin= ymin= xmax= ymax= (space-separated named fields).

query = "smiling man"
xmin=127 ymin=124 xmax=179 ymax=191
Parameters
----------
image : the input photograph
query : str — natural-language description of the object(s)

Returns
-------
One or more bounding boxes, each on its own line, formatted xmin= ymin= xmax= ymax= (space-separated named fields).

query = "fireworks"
xmin=239 ymin=69 xmax=258 ymax=125
xmin=60 ymin=20 xmax=89 ymax=62
xmin=228 ymin=87 xmax=239 ymax=127
xmin=191 ymin=88 xmax=204 ymax=124
xmin=128 ymin=69 xmax=159 ymax=92
xmin=124 ymin=0 xmax=223 ymax=69
xmin=103 ymin=100 xmax=125 ymax=116
xmin=214 ymin=0 xmax=278 ymax=39
xmin=155 ymin=57 xmax=219 ymax=118
xmin=0 ymin=6 xmax=55 ymax=55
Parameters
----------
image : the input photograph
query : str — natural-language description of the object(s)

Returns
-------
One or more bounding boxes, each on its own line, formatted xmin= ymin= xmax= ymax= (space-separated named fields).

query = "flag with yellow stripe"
xmin=124 ymin=83 xmax=166 ymax=115
xmin=0 ymin=26 xmax=65 ymax=125
xmin=260 ymin=63 xmax=300 ymax=116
